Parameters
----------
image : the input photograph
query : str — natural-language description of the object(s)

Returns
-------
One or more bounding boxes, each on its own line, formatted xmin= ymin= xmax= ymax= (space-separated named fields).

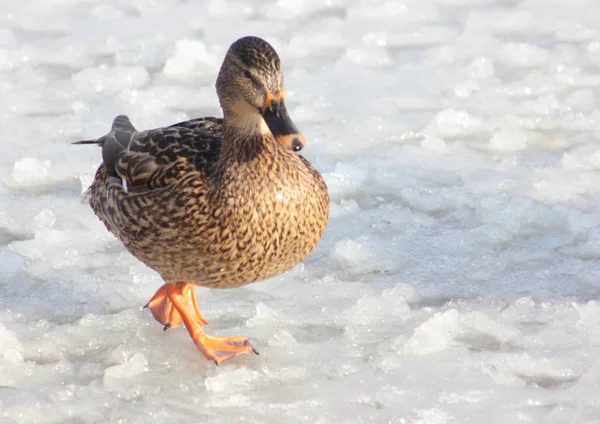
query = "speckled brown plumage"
xmin=87 ymin=123 xmax=328 ymax=288
xmin=74 ymin=36 xmax=329 ymax=364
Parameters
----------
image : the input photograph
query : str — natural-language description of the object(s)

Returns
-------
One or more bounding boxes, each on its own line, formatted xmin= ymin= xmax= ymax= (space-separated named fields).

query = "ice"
xmin=403 ymin=309 xmax=459 ymax=356
xmin=489 ymin=128 xmax=529 ymax=152
xmin=0 ymin=323 xmax=24 ymax=365
xmin=425 ymin=109 xmax=484 ymax=139
xmin=323 ymin=162 xmax=368 ymax=201
xmin=204 ymin=367 xmax=261 ymax=393
xmin=2 ymin=0 xmax=600 ymax=422
xmin=500 ymin=43 xmax=551 ymax=68
xmin=10 ymin=157 xmax=51 ymax=187
xmin=103 ymin=353 xmax=149 ymax=385
xmin=162 ymin=39 xmax=220 ymax=83
xmin=71 ymin=65 xmax=150 ymax=95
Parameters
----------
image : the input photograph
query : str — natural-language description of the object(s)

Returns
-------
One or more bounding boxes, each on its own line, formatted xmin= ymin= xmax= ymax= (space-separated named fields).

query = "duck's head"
xmin=216 ymin=36 xmax=305 ymax=152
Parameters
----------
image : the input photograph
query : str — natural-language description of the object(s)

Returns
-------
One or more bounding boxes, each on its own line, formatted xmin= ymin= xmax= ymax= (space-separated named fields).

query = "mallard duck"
xmin=73 ymin=36 xmax=329 ymax=364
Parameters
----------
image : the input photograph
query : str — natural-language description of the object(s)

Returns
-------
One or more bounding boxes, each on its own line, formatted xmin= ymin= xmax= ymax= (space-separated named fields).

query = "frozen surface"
xmin=2 ymin=0 xmax=600 ymax=422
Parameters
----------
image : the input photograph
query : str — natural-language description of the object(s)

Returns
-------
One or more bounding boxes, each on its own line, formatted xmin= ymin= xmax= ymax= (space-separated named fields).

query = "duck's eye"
xmin=243 ymin=70 xmax=253 ymax=80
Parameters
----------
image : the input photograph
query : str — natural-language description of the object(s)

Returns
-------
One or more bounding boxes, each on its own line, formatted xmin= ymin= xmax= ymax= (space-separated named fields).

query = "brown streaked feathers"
xmin=75 ymin=36 xmax=329 ymax=290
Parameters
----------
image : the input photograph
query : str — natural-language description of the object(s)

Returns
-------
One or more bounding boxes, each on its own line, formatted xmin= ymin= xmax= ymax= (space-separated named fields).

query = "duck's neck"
xmin=212 ymin=113 xmax=280 ymax=197
xmin=220 ymin=112 xmax=274 ymax=163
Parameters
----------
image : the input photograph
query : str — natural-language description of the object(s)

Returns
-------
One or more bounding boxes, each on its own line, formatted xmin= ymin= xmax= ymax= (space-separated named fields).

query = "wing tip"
xmin=112 ymin=115 xmax=136 ymax=132
xmin=72 ymin=139 xmax=99 ymax=145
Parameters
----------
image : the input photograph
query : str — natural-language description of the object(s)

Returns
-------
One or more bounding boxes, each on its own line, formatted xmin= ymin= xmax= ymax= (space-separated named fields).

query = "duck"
xmin=73 ymin=36 xmax=329 ymax=365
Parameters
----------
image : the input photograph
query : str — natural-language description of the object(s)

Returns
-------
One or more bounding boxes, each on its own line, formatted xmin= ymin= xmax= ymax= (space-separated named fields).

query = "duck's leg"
xmin=144 ymin=283 xmax=208 ymax=330
xmin=166 ymin=282 xmax=258 ymax=365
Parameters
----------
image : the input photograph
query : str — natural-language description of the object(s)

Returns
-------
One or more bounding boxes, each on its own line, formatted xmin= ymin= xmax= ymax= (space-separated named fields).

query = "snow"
xmin=1 ymin=0 xmax=600 ymax=422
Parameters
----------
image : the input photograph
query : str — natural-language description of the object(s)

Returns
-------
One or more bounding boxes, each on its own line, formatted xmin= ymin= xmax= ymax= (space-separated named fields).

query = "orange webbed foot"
xmin=144 ymin=283 xmax=208 ymax=330
xmin=191 ymin=333 xmax=259 ymax=365
xmin=164 ymin=282 xmax=258 ymax=365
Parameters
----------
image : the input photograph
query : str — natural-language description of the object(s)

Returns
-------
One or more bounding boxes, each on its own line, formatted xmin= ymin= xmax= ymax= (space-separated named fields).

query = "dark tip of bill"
xmin=292 ymin=138 xmax=303 ymax=152
xmin=163 ymin=323 xmax=171 ymax=331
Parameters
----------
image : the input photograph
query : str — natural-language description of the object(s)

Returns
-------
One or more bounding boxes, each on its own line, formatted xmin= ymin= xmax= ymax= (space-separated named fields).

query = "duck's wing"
xmin=73 ymin=115 xmax=137 ymax=179
xmin=74 ymin=115 xmax=221 ymax=193
xmin=118 ymin=124 xmax=221 ymax=193
xmin=169 ymin=117 xmax=223 ymax=134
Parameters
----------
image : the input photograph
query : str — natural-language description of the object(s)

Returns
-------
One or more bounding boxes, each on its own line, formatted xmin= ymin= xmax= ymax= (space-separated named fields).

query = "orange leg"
xmin=164 ymin=282 xmax=258 ymax=365
xmin=144 ymin=283 xmax=208 ymax=330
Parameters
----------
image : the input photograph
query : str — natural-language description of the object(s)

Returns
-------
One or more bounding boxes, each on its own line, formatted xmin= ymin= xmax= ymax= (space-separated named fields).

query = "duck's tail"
xmin=73 ymin=115 xmax=137 ymax=178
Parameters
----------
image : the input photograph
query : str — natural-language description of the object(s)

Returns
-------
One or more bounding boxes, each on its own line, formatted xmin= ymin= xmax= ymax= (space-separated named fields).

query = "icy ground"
xmin=1 ymin=0 xmax=600 ymax=422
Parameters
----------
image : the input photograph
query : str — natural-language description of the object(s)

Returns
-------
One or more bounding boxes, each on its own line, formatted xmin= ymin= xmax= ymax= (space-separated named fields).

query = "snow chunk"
xmin=331 ymin=238 xmax=371 ymax=264
xmin=103 ymin=353 xmax=148 ymax=384
xmin=0 ymin=323 xmax=24 ymax=365
xmin=6 ymin=157 xmax=78 ymax=193
xmin=204 ymin=367 xmax=261 ymax=393
xmin=403 ymin=310 xmax=459 ymax=355
xmin=162 ymin=39 xmax=220 ymax=83
xmin=500 ymin=43 xmax=550 ymax=68
xmin=425 ymin=109 xmax=483 ymax=139
xmin=329 ymin=199 xmax=360 ymax=218
xmin=338 ymin=286 xmax=412 ymax=327
xmin=489 ymin=128 xmax=529 ymax=152
xmin=33 ymin=209 xmax=56 ymax=229
xmin=11 ymin=157 xmax=52 ymax=187
xmin=323 ymin=162 xmax=367 ymax=201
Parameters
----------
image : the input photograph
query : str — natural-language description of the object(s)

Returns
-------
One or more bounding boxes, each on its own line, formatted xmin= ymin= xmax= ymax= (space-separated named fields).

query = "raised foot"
xmin=144 ymin=283 xmax=208 ymax=329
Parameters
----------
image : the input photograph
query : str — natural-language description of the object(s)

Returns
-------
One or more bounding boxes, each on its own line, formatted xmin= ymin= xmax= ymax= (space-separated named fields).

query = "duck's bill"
xmin=262 ymin=96 xmax=306 ymax=152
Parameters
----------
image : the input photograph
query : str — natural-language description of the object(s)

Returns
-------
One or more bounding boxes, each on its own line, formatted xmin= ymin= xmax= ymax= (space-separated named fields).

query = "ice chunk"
xmin=90 ymin=4 xmax=126 ymax=20
xmin=0 ymin=323 xmax=24 ymax=365
xmin=103 ymin=353 xmax=148 ymax=384
xmin=421 ymin=136 xmax=449 ymax=153
xmin=403 ymin=309 xmax=460 ymax=355
xmin=204 ymin=367 xmax=261 ymax=393
xmin=329 ymin=198 xmax=360 ymax=218
xmin=458 ymin=311 xmax=522 ymax=349
xmin=467 ymin=57 xmax=495 ymax=79
xmin=561 ymin=143 xmax=600 ymax=169
xmin=330 ymin=238 xmax=373 ymax=267
xmin=247 ymin=302 xmax=282 ymax=327
xmin=338 ymin=289 xmax=412 ymax=327
xmin=484 ymin=352 xmax=579 ymax=388
xmin=11 ymin=157 xmax=51 ymax=187
xmin=33 ymin=209 xmax=55 ymax=229
xmin=500 ymin=43 xmax=550 ymax=68
xmin=425 ymin=109 xmax=483 ymax=139
xmin=564 ymin=89 xmax=595 ymax=113
xmin=6 ymin=157 xmax=79 ymax=193
xmin=489 ymin=128 xmax=528 ymax=152
xmin=162 ymin=39 xmax=220 ymax=82
xmin=268 ymin=329 xmax=299 ymax=348
xmin=323 ymin=162 xmax=367 ymax=201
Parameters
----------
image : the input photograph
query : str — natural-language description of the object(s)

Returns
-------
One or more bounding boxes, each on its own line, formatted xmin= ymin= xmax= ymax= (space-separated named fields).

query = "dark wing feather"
xmin=169 ymin=117 xmax=223 ymax=134
xmin=74 ymin=115 xmax=223 ymax=192
xmin=73 ymin=115 xmax=137 ymax=178
xmin=116 ymin=123 xmax=221 ymax=193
